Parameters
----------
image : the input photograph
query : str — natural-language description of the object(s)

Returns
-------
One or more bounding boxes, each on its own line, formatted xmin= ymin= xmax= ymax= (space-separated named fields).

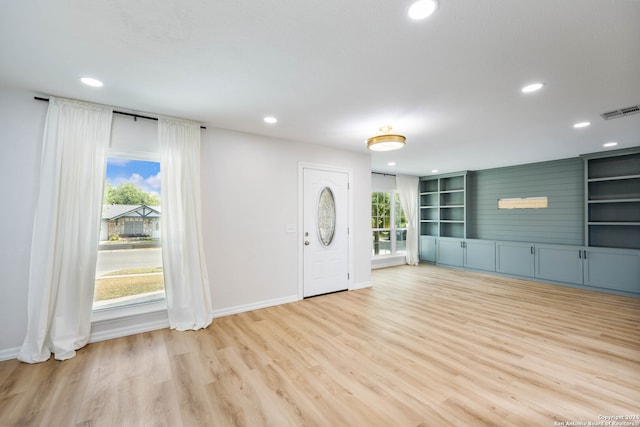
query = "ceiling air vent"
xmin=600 ymin=104 xmax=640 ymax=120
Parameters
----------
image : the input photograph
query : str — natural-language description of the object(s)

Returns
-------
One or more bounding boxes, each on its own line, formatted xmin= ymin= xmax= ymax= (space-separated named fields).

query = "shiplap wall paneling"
xmin=468 ymin=158 xmax=584 ymax=246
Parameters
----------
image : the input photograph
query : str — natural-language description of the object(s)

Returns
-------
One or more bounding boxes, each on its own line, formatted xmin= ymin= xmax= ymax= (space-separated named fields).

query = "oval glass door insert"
xmin=317 ymin=187 xmax=336 ymax=247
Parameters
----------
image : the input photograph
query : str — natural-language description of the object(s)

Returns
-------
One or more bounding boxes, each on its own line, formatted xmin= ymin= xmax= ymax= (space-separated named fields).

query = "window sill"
xmin=90 ymin=298 xmax=169 ymax=344
xmin=92 ymin=294 xmax=167 ymax=323
xmin=371 ymin=254 xmax=406 ymax=269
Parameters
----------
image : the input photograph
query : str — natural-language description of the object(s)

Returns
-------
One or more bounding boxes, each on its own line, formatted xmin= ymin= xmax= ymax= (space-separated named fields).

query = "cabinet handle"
xmin=583 ymin=250 xmax=587 ymax=259
xmin=578 ymin=250 xmax=582 ymax=259
xmin=530 ymin=246 xmax=534 ymax=255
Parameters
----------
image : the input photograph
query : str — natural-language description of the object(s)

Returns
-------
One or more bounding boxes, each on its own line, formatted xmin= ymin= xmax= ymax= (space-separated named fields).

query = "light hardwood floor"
xmin=1 ymin=264 xmax=639 ymax=426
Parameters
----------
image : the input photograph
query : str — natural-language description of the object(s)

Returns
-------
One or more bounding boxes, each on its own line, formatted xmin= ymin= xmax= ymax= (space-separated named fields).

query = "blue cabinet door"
xmin=584 ymin=247 xmax=640 ymax=294
xmin=496 ymin=241 xmax=535 ymax=277
xmin=464 ymin=240 xmax=496 ymax=272
xmin=535 ymin=244 xmax=584 ymax=284
xmin=419 ymin=236 xmax=437 ymax=263
xmin=437 ymin=238 xmax=464 ymax=267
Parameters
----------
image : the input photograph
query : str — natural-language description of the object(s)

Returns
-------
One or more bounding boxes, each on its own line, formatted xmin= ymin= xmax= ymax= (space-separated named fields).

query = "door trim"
xmin=298 ymin=162 xmax=354 ymax=300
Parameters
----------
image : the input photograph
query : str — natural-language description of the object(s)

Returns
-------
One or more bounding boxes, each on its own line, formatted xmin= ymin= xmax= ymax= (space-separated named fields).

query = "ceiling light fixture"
xmin=408 ymin=0 xmax=439 ymax=20
xmin=521 ymin=82 xmax=544 ymax=93
xmin=573 ymin=121 xmax=591 ymax=128
xmin=367 ymin=126 xmax=406 ymax=152
xmin=264 ymin=116 xmax=278 ymax=124
xmin=603 ymin=142 xmax=618 ymax=148
xmin=387 ymin=162 xmax=397 ymax=166
xmin=80 ymin=77 xmax=103 ymax=87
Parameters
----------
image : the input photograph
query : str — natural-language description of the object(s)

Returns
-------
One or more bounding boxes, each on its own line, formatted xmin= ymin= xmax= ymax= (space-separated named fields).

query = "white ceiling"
xmin=1 ymin=0 xmax=639 ymax=176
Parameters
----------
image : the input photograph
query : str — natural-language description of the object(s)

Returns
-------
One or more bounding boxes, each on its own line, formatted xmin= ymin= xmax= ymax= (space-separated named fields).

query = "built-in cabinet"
xmin=495 ymin=241 xmax=535 ymax=277
xmin=417 ymin=149 xmax=640 ymax=297
xmin=534 ymin=244 xmax=584 ymax=285
xmin=419 ymin=172 xmax=467 ymax=239
xmin=419 ymin=236 xmax=437 ymax=263
xmin=583 ymin=149 xmax=640 ymax=250
xmin=495 ymin=241 xmax=640 ymax=295
xmin=422 ymin=238 xmax=639 ymax=296
xmin=496 ymin=242 xmax=584 ymax=284
xmin=437 ymin=238 xmax=496 ymax=271
xmin=583 ymin=247 xmax=640 ymax=294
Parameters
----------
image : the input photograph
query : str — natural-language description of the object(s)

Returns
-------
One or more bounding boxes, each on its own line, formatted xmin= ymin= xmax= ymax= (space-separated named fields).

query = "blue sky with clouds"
xmin=106 ymin=158 xmax=161 ymax=198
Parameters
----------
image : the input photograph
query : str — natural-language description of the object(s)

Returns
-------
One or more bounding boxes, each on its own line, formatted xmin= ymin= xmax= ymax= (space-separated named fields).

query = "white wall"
xmin=201 ymin=128 xmax=372 ymax=312
xmin=0 ymin=86 xmax=47 ymax=356
xmin=0 ymin=86 xmax=372 ymax=357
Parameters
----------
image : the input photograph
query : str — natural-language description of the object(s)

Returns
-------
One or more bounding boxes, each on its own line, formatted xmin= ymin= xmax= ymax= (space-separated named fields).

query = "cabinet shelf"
xmin=588 ymin=177 xmax=640 ymax=200
xmin=588 ymin=174 xmax=640 ymax=182
xmin=419 ymin=172 xmax=467 ymax=246
xmin=588 ymin=222 xmax=640 ymax=226
xmin=588 ymin=198 xmax=640 ymax=203
xmin=583 ymin=149 xmax=640 ymax=250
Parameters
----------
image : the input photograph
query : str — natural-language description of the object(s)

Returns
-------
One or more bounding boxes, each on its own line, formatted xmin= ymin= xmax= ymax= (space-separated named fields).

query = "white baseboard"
xmin=0 ymin=294 xmax=326 ymax=360
xmin=0 ymin=313 xmax=170 ymax=361
xmin=350 ymin=281 xmax=372 ymax=291
xmin=0 ymin=346 xmax=20 ymax=362
xmin=212 ymin=294 xmax=299 ymax=318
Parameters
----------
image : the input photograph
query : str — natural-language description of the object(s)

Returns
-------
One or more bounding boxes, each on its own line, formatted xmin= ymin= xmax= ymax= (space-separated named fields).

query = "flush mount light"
xmin=521 ymin=82 xmax=544 ymax=93
xmin=603 ymin=142 xmax=618 ymax=147
xmin=264 ymin=116 xmax=278 ymax=124
xmin=80 ymin=77 xmax=103 ymax=87
xmin=573 ymin=121 xmax=591 ymax=128
xmin=387 ymin=162 xmax=397 ymax=166
xmin=408 ymin=0 xmax=439 ymax=20
xmin=431 ymin=169 xmax=439 ymax=173
xmin=367 ymin=126 xmax=406 ymax=151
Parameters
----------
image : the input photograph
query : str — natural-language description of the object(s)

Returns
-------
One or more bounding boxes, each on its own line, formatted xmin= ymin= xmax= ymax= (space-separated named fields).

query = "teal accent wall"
xmin=468 ymin=158 xmax=584 ymax=245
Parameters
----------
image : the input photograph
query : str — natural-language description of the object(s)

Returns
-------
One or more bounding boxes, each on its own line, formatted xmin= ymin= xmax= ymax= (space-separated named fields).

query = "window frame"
xmin=371 ymin=190 xmax=407 ymax=258
xmin=92 ymin=149 xmax=167 ymax=322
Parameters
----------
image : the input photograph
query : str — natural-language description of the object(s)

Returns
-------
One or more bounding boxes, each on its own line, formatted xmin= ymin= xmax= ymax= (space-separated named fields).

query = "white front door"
xmin=303 ymin=168 xmax=349 ymax=297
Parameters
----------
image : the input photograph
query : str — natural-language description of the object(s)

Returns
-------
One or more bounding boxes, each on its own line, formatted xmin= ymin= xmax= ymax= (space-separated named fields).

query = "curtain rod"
xmin=372 ymin=171 xmax=396 ymax=177
xmin=34 ymin=96 xmax=207 ymax=130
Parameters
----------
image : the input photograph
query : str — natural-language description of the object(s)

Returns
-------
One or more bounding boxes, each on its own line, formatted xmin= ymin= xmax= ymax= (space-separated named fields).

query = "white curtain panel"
xmin=396 ymin=174 xmax=420 ymax=266
xmin=18 ymin=98 xmax=112 ymax=363
xmin=158 ymin=117 xmax=213 ymax=331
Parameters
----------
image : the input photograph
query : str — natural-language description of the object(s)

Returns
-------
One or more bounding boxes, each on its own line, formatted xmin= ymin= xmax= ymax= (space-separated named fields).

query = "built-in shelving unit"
xmin=583 ymin=148 xmax=640 ymax=250
xmin=419 ymin=178 xmax=439 ymax=237
xmin=419 ymin=172 xmax=467 ymax=239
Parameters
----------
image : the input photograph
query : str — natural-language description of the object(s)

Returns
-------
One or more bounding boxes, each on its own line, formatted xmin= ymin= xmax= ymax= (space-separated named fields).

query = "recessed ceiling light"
xmin=408 ymin=0 xmax=439 ymax=20
xmin=80 ymin=77 xmax=103 ymax=87
xmin=431 ymin=169 xmax=439 ymax=173
xmin=264 ymin=116 xmax=278 ymax=124
xmin=573 ymin=121 xmax=591 ymax=128
xmin=387 ymin=162 xmax=396 ymax=166
xmin=521 ymin=82 xmax=544 ymax=93
xmin=603 ymin=142 xmax=618 ymax=147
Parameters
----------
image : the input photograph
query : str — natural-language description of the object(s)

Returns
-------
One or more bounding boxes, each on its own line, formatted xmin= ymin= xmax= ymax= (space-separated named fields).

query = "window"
xmin=372 ymin=191 xmax=407 ymax=256
xmin=94 ymin=157 xmax=165 ymax=311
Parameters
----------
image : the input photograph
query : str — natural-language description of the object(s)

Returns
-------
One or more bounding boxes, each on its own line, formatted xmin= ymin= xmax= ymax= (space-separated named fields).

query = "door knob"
xmin=304 ymin=241 xmax=310 ymax=245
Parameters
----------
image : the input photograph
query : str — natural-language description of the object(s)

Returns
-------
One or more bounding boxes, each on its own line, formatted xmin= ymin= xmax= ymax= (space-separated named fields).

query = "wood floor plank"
xmin=1 ymin=263 xmax=639 ymax=426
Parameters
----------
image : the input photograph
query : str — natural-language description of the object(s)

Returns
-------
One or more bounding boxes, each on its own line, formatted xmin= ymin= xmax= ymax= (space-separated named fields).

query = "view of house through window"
xmin=371 ymin=191 xmax=407 ymax=256
xmin=94 ymin=158 xmax=164 ymax=310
